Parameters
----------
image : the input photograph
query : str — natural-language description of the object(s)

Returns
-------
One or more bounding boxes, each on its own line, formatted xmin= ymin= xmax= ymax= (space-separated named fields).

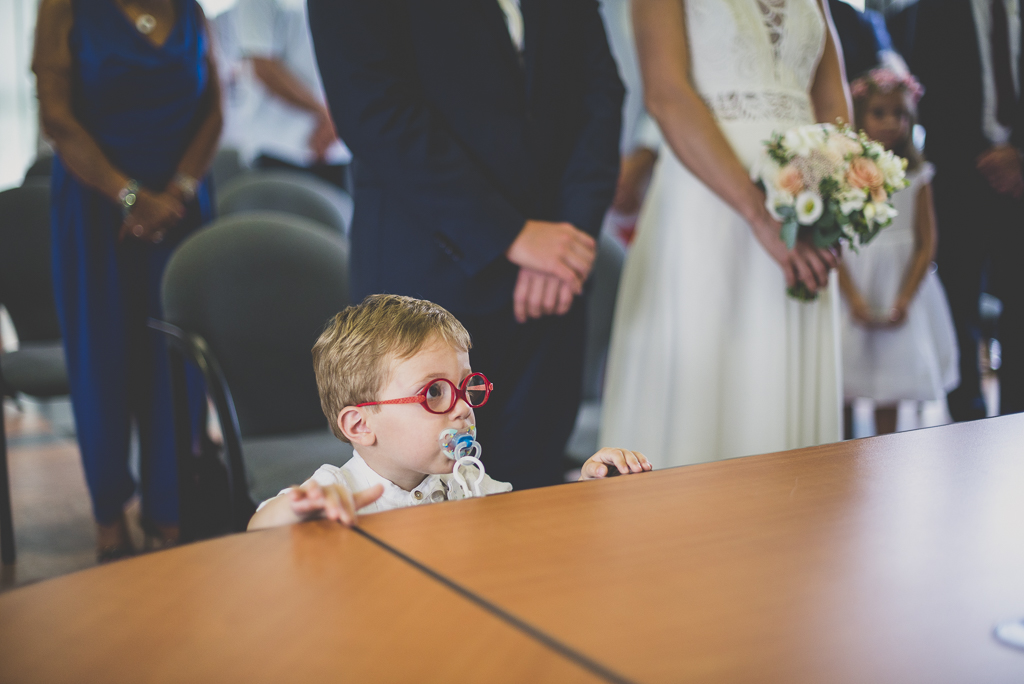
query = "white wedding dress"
xmin=599 ymin=0 xmax=842 ymax=468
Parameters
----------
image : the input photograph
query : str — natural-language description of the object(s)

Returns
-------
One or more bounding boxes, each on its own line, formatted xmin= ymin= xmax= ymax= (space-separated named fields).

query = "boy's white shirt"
xmin=260 ymin=450 xmax=512 ymax=515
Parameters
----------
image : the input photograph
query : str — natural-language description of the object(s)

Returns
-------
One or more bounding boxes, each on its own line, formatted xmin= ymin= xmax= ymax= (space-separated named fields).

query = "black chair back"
xmin=0 ymin=184 xmax=62 ymax=343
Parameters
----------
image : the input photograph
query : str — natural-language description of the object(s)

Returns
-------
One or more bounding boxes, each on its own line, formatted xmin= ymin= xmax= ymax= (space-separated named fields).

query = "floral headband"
xmin=850 ymin=68 xmax=925 ymax=104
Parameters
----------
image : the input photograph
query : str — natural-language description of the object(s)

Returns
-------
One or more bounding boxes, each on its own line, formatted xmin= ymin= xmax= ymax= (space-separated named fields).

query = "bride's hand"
xmin=750 ymin=211 xmax=837 ymax=293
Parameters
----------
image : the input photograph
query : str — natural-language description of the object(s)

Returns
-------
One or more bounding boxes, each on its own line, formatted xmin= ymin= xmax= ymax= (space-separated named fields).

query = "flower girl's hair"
xmin=850 ymin=65 xmax=925 ymax=172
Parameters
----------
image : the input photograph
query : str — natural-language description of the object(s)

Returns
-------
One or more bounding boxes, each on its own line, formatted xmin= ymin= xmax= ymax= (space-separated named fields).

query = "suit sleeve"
xmin=557 ymin=0 xmax=625 ymax=237
xmin=307 ymin=0 xmax=526 ymax=278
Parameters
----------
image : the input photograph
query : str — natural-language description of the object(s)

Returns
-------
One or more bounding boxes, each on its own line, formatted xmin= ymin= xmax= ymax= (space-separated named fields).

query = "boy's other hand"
xmin=288 ymin=480 xmax=385 ymax=526
xmin=579 ymin=448 xmax=652 ymax=480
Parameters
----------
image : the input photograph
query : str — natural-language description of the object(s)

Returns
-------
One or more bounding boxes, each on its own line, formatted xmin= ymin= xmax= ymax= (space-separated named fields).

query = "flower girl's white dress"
xmin=600 ymin=0 xmax=842 ymax=468
xmin=841 ymin=163 xmax=959 ymax=403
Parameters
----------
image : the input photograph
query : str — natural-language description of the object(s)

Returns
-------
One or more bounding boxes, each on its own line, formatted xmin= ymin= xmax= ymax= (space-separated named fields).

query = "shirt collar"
xmin=349 ymin=450 xmax=449 ymax=507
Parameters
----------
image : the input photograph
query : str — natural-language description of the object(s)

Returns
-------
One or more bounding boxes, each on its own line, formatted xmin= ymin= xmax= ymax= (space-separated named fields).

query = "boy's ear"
xmin=338 ymin=406 xmax=375 ymax=447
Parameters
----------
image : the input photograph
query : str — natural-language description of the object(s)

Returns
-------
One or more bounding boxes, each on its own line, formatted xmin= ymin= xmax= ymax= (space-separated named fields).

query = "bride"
xmin=600 ymin=0 xmax=852 ymax=467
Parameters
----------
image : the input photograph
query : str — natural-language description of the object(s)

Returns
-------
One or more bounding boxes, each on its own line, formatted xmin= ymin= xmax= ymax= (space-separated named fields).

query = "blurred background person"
xmin=601 ymin=0 xmax=851 ymax=467
xmin=829 ymin=0 xmax=893 ymax=79
xmin=233 ymin=0 xmax=351 ymax=190
xmin=600 ymin=0 xmax=662 ymax=246
xmin=909 ymin=0 xmax=1024 ymax=420
xmin=32 ymin=0 xmax=219 ymax=561
xmin=839 ymin=67 xmax=958 ymax=436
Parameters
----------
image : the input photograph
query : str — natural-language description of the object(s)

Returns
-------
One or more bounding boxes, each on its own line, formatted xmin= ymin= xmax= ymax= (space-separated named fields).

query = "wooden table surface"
xmin=358 ymin=414 xmax=1024 ymax=684
xmin=0 ymin=520 xmax=604 ymax=683
xmin=2 ymin=416 xmax=1023 ymax=683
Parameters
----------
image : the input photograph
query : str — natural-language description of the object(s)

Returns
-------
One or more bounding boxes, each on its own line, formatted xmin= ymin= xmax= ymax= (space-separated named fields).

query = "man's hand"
xmin=288 ymin=480 xmax=384 ymax=526
xmin=506 ymin=220 xmax=597 ymax=294
xmin=512 ymin=268 xmax=575 ymax=323
xmin=977 ymin=145 xmax=1024 ymax=198
xmin=579 ymin=447 xmax=652 ymax=480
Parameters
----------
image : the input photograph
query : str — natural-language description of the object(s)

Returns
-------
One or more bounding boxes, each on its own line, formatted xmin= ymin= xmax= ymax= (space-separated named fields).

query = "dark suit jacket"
xmin=909 ymin=0 xmax=1024 ymax=174
xmin=829 ymin=0 xmax=886 ymax=80
xmin=308 ymin=0 xmax=624 ymax=314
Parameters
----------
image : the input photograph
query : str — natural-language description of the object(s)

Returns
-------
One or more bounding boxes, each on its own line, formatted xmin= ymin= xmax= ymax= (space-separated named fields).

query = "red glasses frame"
xmin=355 ymin=373 xmax=493 ymax=414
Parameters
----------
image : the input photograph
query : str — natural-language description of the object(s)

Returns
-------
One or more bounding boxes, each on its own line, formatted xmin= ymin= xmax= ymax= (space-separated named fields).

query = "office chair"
xmin=0 ymin=184 xmax=70 ymax=564
xmin=152 ymin=211 xmax=353 ymax=537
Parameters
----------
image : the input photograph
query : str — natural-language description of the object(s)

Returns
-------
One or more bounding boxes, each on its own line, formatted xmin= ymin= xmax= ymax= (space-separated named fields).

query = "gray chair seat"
xmin=1 ymin=343 xmax=69 ymax=399
xmin=244 ymin=429 xmax=353 ymax=504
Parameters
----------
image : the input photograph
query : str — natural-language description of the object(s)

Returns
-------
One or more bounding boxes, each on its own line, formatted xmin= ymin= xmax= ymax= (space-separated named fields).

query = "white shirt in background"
xmin=233 ymin=0 xmax=351 ymax=167
xmin=971 ymin=0 xmax=1021 ymax=145
xmin=497 ymin=0 xmax=524 ymax=52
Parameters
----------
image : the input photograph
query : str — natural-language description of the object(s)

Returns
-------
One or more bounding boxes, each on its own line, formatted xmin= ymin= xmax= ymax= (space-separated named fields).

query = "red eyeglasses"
xmin=355 ymin=373 xmax=493 ymax=415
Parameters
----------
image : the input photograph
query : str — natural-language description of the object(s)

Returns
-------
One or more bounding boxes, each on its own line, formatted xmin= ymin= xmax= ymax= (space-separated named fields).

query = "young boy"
xmin=248 ymin=295 xmax=650 ymax=530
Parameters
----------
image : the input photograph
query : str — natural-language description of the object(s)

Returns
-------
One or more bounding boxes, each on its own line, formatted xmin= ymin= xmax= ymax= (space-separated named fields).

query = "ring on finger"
xmin=132 ymin=224 xmax=144 ymax=237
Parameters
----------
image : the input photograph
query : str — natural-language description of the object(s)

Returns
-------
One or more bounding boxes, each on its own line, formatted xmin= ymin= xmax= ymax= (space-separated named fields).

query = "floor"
xmin=1 ymin=398 xmax=110 ymax=591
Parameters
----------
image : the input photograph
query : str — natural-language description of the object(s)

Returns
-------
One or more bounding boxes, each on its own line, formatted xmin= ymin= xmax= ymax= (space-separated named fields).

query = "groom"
xmin=909 ymin=0 xmax=1024 ymax=419
xmin=307 ymin=0 xmax=624 ymax=488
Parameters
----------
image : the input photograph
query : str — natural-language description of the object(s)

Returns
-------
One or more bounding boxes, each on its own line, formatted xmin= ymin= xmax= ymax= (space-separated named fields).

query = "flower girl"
xmin=839 ymin=67 xmax=959 ymax=436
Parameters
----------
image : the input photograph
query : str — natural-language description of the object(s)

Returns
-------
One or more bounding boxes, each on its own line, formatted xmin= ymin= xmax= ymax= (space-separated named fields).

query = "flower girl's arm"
xmin=838 ymin=264 xmax=875 ymax=326
xmin=809 ymin=0 xmax=853 ymax=126
xmin=890 ymin=183 xmax=938 ymax=322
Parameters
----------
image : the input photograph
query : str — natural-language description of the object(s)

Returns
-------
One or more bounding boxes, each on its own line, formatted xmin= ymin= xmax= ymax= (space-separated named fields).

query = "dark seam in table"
xmin=352 ymin=526 xmax=639 ymax=684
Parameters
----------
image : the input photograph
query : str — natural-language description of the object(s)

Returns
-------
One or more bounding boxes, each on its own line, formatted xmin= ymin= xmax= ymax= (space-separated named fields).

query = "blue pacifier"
xmin=439 ymin=426 xmax=480 ymax=460
xmin=438 ymin=426 xmax=485 ymax=497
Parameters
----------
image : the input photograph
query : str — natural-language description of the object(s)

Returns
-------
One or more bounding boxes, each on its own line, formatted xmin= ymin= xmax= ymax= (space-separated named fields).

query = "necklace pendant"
xmin=136 ymin=13 xmax=157 ymax=34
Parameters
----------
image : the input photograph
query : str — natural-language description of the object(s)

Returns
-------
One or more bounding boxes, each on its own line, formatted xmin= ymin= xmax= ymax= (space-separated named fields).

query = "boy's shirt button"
xmin=413 ymin=490 xmax=424 ymax=500
xmin=431 ymin=490 xmax=446 ymax=502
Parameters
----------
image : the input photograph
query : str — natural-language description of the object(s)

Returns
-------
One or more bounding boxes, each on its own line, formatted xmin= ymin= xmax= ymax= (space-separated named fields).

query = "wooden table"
xmin=2 ymin=416 xmax=1023 ymax=683
xmin=358 ymin=414 xmax=1024 ymax=684
xmin=0 ymin=520 xmax=603 ymax=683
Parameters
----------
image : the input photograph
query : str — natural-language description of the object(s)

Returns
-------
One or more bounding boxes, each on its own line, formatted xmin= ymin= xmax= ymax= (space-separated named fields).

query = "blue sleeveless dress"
xmin=51 ymin=0 xmax=212 ymax=526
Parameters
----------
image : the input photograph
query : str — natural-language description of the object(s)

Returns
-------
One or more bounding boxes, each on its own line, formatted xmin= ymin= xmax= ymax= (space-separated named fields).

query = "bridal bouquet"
xmin=754 ymin=122 xmax=909 ymax=300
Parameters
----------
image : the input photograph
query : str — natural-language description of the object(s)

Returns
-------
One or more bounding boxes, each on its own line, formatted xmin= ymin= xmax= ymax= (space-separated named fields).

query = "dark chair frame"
xmin=0 ymin=369 xmax=15 ymax=564
xmin=147 ymin=319 xmax=256 ymax=536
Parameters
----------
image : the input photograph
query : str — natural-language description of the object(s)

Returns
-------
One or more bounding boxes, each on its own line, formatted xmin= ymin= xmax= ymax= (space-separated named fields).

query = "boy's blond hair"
xmin=312 ymin=294 xmax=472 ymax=442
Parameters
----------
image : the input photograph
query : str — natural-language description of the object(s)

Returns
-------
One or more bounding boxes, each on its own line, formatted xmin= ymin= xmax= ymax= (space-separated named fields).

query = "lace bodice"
xmin=686 ymin=0 xmax=825 ymax=123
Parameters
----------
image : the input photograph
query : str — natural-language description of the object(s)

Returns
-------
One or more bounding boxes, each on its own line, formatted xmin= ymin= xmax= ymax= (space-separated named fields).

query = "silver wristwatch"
xmin=118 ymin=179 xmax=139 ymax=218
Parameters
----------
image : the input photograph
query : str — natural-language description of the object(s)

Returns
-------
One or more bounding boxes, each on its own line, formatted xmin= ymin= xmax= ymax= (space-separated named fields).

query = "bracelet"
xmin=173 ymin=173 xmax=198 ymax=203
xmin=118 ymin=179 xmax=139 ymax=219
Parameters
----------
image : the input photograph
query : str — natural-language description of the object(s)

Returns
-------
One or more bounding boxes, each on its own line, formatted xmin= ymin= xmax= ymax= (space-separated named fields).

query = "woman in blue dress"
xmin=32 ymin=0 xmax=220 ymax=560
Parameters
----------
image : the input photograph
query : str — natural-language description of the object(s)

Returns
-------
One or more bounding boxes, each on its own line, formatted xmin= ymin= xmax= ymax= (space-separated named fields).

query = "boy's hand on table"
xmin=579 ymin=448 xmax=652 ymax=480
xmin=288 ymin=481 xmax=384 ymax=526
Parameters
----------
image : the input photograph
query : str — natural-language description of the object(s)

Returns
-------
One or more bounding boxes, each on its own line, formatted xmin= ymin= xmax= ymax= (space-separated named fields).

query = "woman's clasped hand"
xmin=749 ymin=198 xmax=839 ymax=295
xmin=118 ymin=186 xmax=186 ymax=244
